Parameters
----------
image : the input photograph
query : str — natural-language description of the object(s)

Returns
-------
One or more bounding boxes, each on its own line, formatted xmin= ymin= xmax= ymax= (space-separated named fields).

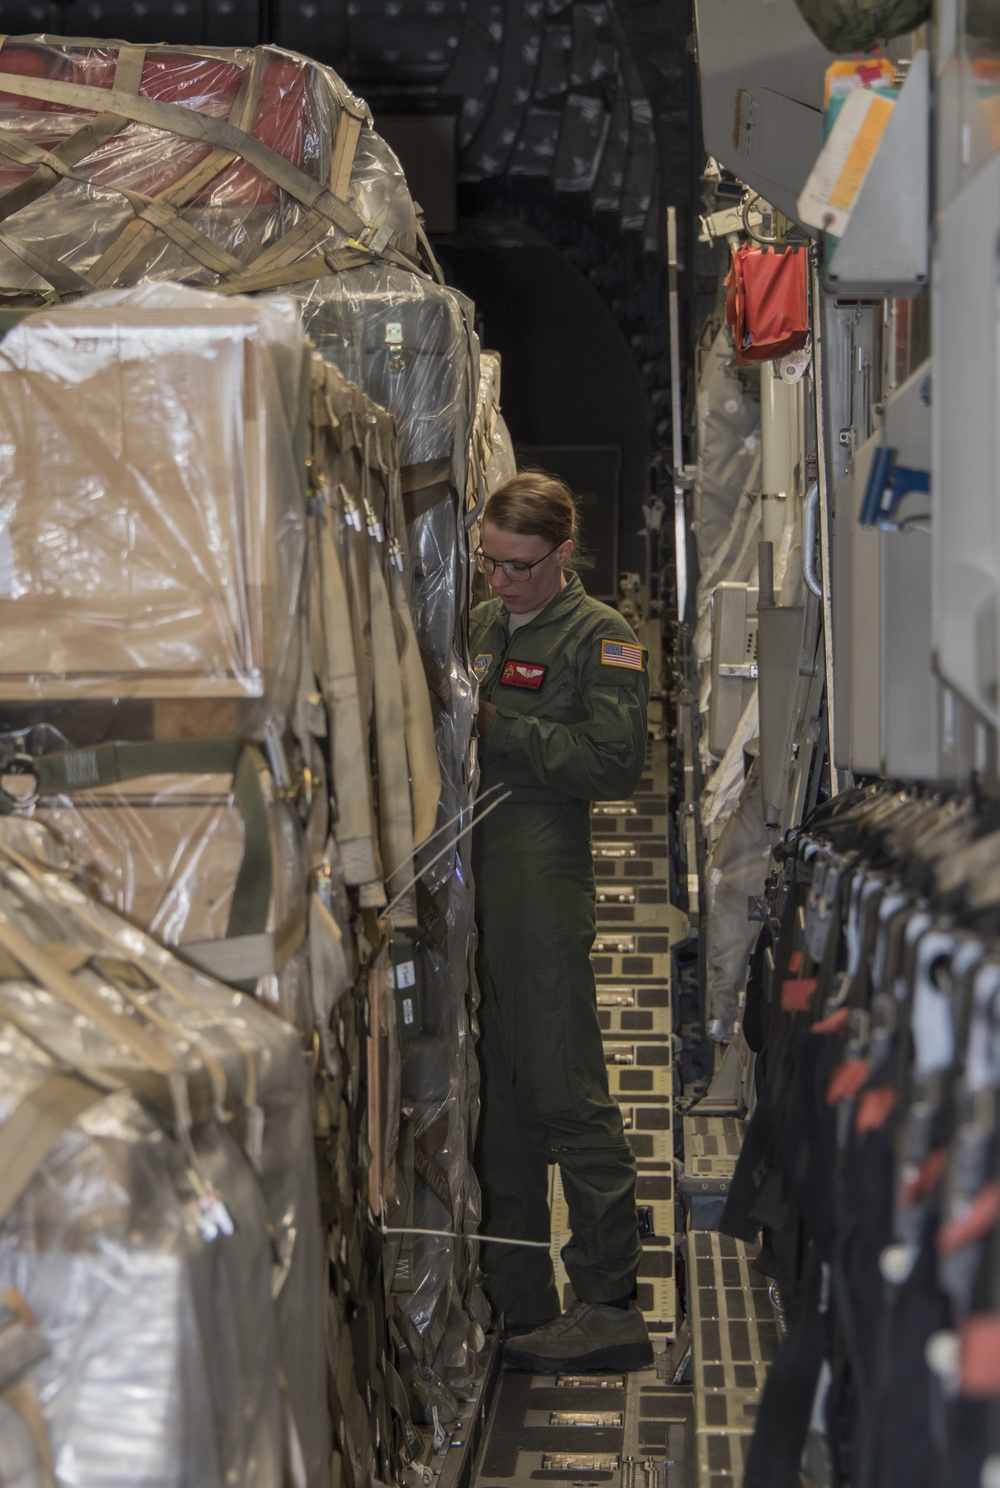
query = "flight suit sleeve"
xmin=482 ymin=635 xmax=649 ymax=801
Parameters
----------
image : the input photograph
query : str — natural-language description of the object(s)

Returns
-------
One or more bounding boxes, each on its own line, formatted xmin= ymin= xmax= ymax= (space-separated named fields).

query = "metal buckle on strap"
xmin=350 ymin=221 xmax=393 ymax=257
xmin=0 ymin=753 xmax=39 ymax=812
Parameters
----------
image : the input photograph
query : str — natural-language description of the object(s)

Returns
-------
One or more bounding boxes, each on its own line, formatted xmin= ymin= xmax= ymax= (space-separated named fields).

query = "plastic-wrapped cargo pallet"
xmin=0 ymin=285 xmax=314 ymax=1021
xmin=294 ymin=261 xmax=486 ymax=1384
xmin=0 ymin=817 xmax=324 ymax=1488
xmin=0 ymin=27 xmax=487 ymax=1462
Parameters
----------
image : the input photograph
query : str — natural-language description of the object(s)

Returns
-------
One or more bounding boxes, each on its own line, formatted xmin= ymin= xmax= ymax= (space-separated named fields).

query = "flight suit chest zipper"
xmin=483 ymin=625 xmax=515 ymax=704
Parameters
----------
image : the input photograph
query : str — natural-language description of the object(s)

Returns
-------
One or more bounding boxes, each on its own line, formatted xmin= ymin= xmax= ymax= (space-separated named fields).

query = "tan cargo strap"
xmin=412 ymin=1134 xmax=452 ymax=1210
xmin=368 ymin=540 xmax=417 ymax=927
xmin=0 ymin=1072 xmax=107 ymax=1227
xmin=88 ymin=48 xmax=263 ymax=288
xmin=0 ymin=978 xmax=157 ymax=1104
xmin=90 ymin=953 xmax=230 ymax=1110
xmin=1 ymin=1377 xmax=56 ymax=1488
xmin=205 ymin=92 xmax=442 ymax=294
xmin=386 ymin=1362 xmax=422 ymax=1464
xmin=0 ymin=44 xmax=247 ymax=287
xmin=0 ymin=836 xmax=263 ymax=1141
xmin=0 ymin=68 xmax=380 ymax=246
xmin=0 ymin=228 xmax=92 ymax=298
xmin=182 ymin=899 xmax=306 ymax=984
xmin=0 ymin=43 xmax=145 ymax=226
xmin=415 ymin=221 xmax=446 ymax=286
xmin=311 ymin=486 xmax=381 ymax=888
xmin=0 ymin=911 xmax=182 ymax=1075
xmin=330 ymin=101 xmax=365 ymax=203
xmin=0 ymin=129 xmax=244 ymax=282
xmin=218 ymin=243 xmax=373 ymax=297
xmin=389 ymin=563 xmax=441 ymax=849
xmin=399 ymin=458 xmax=453 ymax=525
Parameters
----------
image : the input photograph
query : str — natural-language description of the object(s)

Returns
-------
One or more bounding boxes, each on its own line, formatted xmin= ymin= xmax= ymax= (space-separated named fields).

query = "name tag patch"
xmin=500 ymin=660 xmax=547 ymax=690
xmin=473 ymin=653 xmax=493 ymax=680
xmin=601 ymin=639 xmax=644 ymax=672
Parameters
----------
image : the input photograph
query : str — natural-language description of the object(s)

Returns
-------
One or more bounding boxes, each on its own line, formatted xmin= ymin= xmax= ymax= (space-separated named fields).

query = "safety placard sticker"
xmin=600 ymin=639 xmax=644 ymax=672
xmin=499 ymin=660 xmax=547 ymax=690
xmin=797 ymin=85 xmax=895 ymax=237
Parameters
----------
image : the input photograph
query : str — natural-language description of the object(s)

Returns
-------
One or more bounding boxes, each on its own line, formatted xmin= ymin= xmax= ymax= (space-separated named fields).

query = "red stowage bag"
xmin=725 ymin=245 xmax=809 ymax=365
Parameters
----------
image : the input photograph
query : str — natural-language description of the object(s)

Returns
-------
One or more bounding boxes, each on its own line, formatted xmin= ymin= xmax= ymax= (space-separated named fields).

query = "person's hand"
xmin=477 ymin=700 xmax=497 ymax=739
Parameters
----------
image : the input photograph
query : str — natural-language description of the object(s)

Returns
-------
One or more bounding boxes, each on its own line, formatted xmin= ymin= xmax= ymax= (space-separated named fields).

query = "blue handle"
xmin=860 ymin=445 xmax=930 ymax=531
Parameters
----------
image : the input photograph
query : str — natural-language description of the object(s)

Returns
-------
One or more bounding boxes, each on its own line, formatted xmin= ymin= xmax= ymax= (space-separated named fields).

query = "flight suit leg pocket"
xmin=511 ymin=957 xmax=580 ymax=1119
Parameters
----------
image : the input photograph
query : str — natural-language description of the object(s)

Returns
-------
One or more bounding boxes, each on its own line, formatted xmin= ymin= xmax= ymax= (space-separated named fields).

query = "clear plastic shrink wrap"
xmin=468 ymin=350 xmax=516 ymax=603
xmin=0 ymin=819 xmax=328 ymax=1488
xmin=18 ymin=746 xmax=313 ymax=1032
xmin=294 ymin=266 xmax=487 ymax=1379
xmin=0 ymin=284 xmax=307 ymax=730
xmin=0 ymin=40 xmax=417 ymax=297
xmin=0 ymin=28 xmax=489 ymax=1425
xmin=692 ymin=322 xmax=761 ymax=570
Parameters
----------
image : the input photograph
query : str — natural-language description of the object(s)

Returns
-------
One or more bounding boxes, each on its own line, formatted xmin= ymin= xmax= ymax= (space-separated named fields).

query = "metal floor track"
xmin=471 ymin=742 xmax=693 ymax=1488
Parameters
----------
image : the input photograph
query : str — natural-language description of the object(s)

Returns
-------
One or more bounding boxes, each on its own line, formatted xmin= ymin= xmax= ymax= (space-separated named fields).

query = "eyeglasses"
xmin=475 ymin=544 xmax=560 ymax=582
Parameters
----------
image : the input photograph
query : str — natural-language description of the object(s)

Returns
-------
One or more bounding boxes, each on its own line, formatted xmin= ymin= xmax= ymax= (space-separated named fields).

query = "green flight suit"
xmin=470 ymin=571 xmax=649 ymax=1322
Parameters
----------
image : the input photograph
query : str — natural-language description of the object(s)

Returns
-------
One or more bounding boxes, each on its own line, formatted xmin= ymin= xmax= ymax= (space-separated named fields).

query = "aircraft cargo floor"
xmin=422 ymin=741 xmax=783 ymax=1488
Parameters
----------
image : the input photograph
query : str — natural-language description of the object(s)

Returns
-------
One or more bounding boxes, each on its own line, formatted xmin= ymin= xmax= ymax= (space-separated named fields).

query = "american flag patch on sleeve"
xmin=600 ymin=639 xmax=644 ymax=672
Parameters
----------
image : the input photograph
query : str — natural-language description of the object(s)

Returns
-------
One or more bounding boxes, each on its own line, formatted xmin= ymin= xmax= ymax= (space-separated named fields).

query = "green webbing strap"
xmin=25 ymin=737 xmax=272 ymax=944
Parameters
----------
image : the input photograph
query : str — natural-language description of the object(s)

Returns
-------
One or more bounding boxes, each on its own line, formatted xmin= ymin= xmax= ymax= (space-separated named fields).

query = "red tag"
xmin=826 ymin=1057 xmax=871 ymax=1105
xmin=960 ymin=1314 xmax=1000 ymax=1397
xmin=900 ymin=1147 xmax=947 ymax=1210
xmin=788 ymin=949 xmax=803 ymax=975
xmin=812 ymin=1007 xmax=850 ymax=1036
xmin=856 ymin=1085 xmax=897 ymax=1135
xmin=937 ymin=1182 xmax=1000 ymax=1256
xmin=499 ymin=660 xmax=547 ymax=691
xmin=782 ymin=977 xmax=817 ymax=1013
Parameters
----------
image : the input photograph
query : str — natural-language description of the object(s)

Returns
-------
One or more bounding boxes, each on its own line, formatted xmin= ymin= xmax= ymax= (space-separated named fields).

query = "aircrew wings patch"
xmin=600 ymin=639 xmax=644 ymax=672
xmin=499 ymin=660 xmax=547 ymax=690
